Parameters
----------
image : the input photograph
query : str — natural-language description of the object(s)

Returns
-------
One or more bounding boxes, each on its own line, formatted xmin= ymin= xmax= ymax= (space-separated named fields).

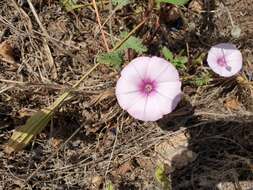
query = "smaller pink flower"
xmin=116 ymin=56 xmax=182 ymax=121
xmin=207 ymin=43 xmax=243 ymax=77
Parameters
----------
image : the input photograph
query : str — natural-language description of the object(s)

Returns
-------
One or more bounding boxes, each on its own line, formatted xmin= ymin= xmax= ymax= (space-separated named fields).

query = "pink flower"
xmin=116 ymin=56 xmax=182 ymax=121
xmin=207 ymin=43 xmax=243 ymax=77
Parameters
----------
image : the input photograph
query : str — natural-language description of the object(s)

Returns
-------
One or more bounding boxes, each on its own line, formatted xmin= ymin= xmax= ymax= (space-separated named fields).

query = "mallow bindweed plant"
xmin=115 ymin=43 xmax=245 ymax=121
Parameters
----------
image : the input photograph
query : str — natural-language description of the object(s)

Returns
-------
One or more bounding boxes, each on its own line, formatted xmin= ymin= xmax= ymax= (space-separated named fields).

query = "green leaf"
xmin=155 ymin=163 xmax=165 ymax=184
xmin=173 ymin=56 xmax=188 ymax=69
xmin=161 ymin=46 xmax=188 ymax=69
xmin=161 ymin=47 xmax=173 ymax=61
xmin=97 ymin=32 xmax=146 ymax=69
xmin=97 ymin=51 xmax=123 ymax=68
xmin=118 ymin=32 xmax=147 ymax=54
xmin=193 ymin=72 xmax=211 ymax=86
xmin=112 ymin=0 xmax=131 ymax=8
xmin=156 ymin=0 xmax=189 ymax=6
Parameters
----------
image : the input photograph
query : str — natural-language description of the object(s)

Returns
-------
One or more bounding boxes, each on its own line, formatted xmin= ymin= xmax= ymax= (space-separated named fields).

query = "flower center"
xmin=139 ymin=79 xmax=156 ymax=96
xmin=217 ymin=57 xmax=227 ymax=67
xmin=217 ymin=56 xmax=232 ymax=71
xmin=144 ymin=84 xmax=153 ymax=93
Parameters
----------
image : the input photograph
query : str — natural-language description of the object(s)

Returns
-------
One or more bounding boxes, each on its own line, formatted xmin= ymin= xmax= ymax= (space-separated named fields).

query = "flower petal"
xmin=156 ymin=81 xmax=182 ymax=100
xmin=116 ymin=56 xmax=182 ymax=121
xmin=216 ymin=43 xmax=237 ymax=56
xmin=207 ymin=48 xmax=222 ymax=72
xmin=116 ymin=91 xmax=142 ymax=110
xmin=116 ymin=76 xmax=139 ymax=94
xmin=144 ymin=92 xmax=181 ymax=121
xmin=120 ymin=61 xmax=142 ymax=82
xmin=122 ymin=56 xmax=150 ymax=79
xmin=222 ymin=51 xmax=243 ymax=77
xmin=146 ymin=56 xmax=179 ymax=82
xmin=142 ymin=95 xmax=163 ymax=121
xmin=127 ymin=95 xmax=147 ymax=121
xmin=156 ymin=93 xmax=180 ymax=114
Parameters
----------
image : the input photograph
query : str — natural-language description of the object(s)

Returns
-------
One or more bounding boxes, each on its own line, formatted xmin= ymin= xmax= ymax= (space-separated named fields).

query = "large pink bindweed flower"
xmin=116 ymin=56 xmax=182 ymax=121
xmin=207 ymin=43 xmax=243 ymax=77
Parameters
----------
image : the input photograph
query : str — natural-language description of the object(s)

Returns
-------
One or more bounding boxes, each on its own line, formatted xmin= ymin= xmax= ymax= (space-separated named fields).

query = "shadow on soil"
xmin=160 ymin=104 xmax=253 ymax=190
xmin=173 ymin=119 xmax=253 ymax=190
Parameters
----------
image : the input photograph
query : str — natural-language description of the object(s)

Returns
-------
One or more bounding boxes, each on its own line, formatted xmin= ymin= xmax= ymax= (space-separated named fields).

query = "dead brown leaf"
xmin=116 ymin=161 xmax=133 ymax=176
xmin=17 ymin=108 xmax=37 ymax=118
xmin=224 ymin=98 xmax=241 ymax=110
xmin=136 ymin=157 xmax=154 ymax=171
xmin=43 ymin=41 xmax=58 ymax=79
xmin=189 ymin=0 xmax=204 ymax=13
xmin=51 ymin=137 xmax=63 ymax=149
xmin=160 ymin=5 xmax=181 ymax=23
xmin=0 ymin=41 xmax=16 ymax=65
xmin=91 ymin=175 xmax=103 ymax=189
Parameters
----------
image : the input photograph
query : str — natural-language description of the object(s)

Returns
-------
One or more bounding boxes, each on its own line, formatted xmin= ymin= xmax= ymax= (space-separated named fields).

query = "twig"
xmin=92 ymin=0 xmax=110 ymax=52
xmin=105 ymin=125 xmax=119 ymax=177
xmin=108 ymin=0 xmax=114 ymax=45
xmin=26 ymin=0 xmax=49 ymax=37
xmin=72 ymin=63 xmax=100 ymax=88
xmin=0 ymin=85 xmax=14 ymax=94
xmin=0 ymin=15 xmax=80 ymax=51
xmin=95 ymin=4 xmax=118 ymax=38
xmin=26 ymin=0 xmax=57 ymax=78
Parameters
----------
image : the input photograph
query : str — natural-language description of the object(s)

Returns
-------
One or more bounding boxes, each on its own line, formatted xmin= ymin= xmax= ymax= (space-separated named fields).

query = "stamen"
xmin=144 ymin=84 xmax=153 ymax=93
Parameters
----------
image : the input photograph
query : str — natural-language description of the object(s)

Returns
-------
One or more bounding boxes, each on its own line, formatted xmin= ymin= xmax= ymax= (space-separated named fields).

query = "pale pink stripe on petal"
xmin=156 ymin=82 xmax=182 ymax=100
xmin=116 ymin=91 xmax=141 ymax=110
xmin=128 ymin=56 xmax=151 ymax=79
xmin=116 ymin=77 xmax=139 ymax=94
xmin=143 ymin=95 xmax=163 ymax=121
xmin=146 ymin=56 xmax=179 ymax=82
xmin=127 ymin=95 xmax=147 ymax=121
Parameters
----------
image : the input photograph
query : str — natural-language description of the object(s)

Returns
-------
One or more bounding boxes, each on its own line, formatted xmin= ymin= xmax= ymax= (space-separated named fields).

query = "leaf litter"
xmin=0 ymin=0 xmax=253 ymax=189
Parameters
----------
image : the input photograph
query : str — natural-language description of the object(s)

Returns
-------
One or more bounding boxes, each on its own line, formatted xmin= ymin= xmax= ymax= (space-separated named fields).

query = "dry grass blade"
xmin=4 ymin=91 xmax=70 ymax=154
xmin=4 ymin=60 xmax=99 ymax=153
xmin=5 ymin=110 xmax=52 ymax=154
